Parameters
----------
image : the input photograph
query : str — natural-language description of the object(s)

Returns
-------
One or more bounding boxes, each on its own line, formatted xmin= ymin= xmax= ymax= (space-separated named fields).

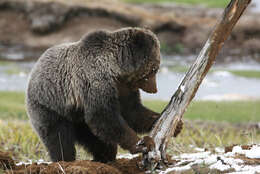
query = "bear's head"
xmin=113 ymin=28 xmax=161 ymax=93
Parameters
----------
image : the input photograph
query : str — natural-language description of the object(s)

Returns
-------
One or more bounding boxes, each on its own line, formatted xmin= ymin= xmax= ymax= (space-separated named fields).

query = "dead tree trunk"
xmin=142 ymin=0 xmax=252 ymax=170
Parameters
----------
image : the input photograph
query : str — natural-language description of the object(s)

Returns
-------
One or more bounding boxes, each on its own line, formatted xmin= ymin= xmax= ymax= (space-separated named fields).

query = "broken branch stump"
xmin=143 ymin=0 xmax=252 ymax=170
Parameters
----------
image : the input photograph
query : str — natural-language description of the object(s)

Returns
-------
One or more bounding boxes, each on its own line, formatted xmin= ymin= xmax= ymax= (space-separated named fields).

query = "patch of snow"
xmin=225 ymin=152 xmax=235 ymax=157
xmin=222 ymin=156 xmax=244 ymax=166
xmin=194 ymin=147 xmax=205 ymax=152
xmin=156 ymin=145 xmax=260 ymax=173
xmin=232 ymin=146 xmax=245 ymax=154
xmin=215 ymin=147 xmax=225 ymax=153
xmin=173 ymin=160 xmax=191 ymax=166
xmin=228 ymin=172 xmax=256 ymax=174
xmin=160 ymin=165 xmax=192 ymax=173
xmin=37 ymin=159 xmax=45 ymax=163
xmin=180 ymin=151 xmax=211 ymax=159
xmin=16 ymin=159 xmax=51 ymax=166
xmin=239 ymin=165 xmax=260 ymax=173
xmin=227 ymin=145 xmax=260 ymax=159
xmin=209 ymin=160 xmax=231 ymax=171
xmin=245 ymin=146 xmax=260 ymax=159
xmin=203 ymin=155 xmax=218 ymax=165
xmin=16 ymin=160 xmax=33 ymax=166
xmin=117 ymin=154 xmax=139 ymax=159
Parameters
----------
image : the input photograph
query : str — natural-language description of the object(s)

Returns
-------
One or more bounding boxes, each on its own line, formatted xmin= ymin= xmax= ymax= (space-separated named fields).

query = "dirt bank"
xmin=0 ymin=152 xmax=230 ymax=174
xmin=0 ymin=152 xmax=145 ymax=174
xmin=1 ymin=144 xmax=260 ymax=174
xmin=0 ymin=0 xmax=260 ymax=62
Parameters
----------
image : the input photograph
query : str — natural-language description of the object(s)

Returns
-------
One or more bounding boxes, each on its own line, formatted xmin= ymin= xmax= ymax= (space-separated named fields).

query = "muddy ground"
xmin=0 ymin=121 xmax=259 ymax=174
xmin=1 ymin=144 xmax=260 ymax=174
xmin=0 ymin=152 xmax=232 ymax=174
xmin=0 ymin=152 xmax=153 ymax=174
xmin=0 ymin=0 xmax=260 ymax=63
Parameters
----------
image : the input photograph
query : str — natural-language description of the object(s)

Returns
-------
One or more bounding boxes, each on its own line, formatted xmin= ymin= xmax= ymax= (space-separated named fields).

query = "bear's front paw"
xmin=173 ymin=119 xmax=183 ymax=137
xmin=130 ymin=136 xmax=155 ymax=154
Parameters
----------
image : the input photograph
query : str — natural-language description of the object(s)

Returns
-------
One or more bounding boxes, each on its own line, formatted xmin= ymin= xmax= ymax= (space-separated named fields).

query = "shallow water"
xmin=1 ymin=59 xmax=260 ymax=101
xmin=0 ymin=62 xmax=33 ymax=91
xmin=250 ymin=0 xmax=260 ymax=13
xmin=142 ymin=67 xmax=260 ymax=101
xmin=142 ymin=56 xmax=260 ymax=101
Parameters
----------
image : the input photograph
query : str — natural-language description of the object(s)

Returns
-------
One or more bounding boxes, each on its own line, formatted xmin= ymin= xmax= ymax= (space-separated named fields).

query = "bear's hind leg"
xmin=28 ymin=103 xmax=76 ymax=162
xmin=75 ymin=123 xmax=117 ymax=163
xmin=43 ymin=120 xmax=76 ymax=162
xmin=90 ymin=141 xmax=117 ymax=163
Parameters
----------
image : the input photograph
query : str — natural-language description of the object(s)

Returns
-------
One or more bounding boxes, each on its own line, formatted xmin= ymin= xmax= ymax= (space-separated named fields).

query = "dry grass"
xmin=0 ymin=91 xmax=259 ymax=161
xmin=0 ymin=119 xmax=259 ymax=162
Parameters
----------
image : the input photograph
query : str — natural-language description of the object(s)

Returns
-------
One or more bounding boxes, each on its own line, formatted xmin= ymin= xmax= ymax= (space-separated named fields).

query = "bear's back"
xmin=27 ymin=42 xmax=91 ymax=117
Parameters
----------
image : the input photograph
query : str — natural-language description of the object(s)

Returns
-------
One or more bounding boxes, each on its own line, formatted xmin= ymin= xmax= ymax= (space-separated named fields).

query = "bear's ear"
xmin=81 ymin=30 xmax=109 ymax=47
xmin=131 ymin=31 xmax=154 ymax=58
xmin=132 ymin=31 xmax=151 ymax=50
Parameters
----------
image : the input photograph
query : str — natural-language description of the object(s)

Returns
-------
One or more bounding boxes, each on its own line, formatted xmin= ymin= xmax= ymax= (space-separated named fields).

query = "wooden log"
xmin=142 ymin=0 xmax=252 ymax=170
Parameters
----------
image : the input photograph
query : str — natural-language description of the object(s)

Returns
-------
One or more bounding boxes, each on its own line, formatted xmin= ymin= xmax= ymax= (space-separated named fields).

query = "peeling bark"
xmin=142 ymin=0 xmax=252 ymax=170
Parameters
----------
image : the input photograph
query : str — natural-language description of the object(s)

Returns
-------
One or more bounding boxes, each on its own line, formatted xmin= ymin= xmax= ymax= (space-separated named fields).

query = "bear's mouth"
xmin=140 ymin=75 xmax=157 ymax=93
xmin=138 ymin=67 xmax=158 ymax=94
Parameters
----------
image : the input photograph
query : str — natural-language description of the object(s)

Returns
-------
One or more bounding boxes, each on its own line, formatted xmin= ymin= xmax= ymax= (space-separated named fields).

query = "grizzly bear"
xmin=26 ymin=27 xmax=164 ymax=163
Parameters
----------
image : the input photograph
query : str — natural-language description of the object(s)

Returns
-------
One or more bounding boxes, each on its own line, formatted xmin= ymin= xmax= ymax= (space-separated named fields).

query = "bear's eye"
xmin=151 ymin=66 xmax=159 ymax=74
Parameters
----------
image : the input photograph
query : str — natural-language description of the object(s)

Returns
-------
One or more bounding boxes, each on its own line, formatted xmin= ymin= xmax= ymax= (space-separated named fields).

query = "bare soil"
xmin=0 ymin=152 xmax=146 ymax=174
xmin=1 ymin=144 xmax=260 ymax=174
xmin=0 ymin=0 xmax=260 ymax=62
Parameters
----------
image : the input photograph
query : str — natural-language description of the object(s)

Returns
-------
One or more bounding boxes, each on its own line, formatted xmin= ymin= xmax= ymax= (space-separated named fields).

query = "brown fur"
xmin=26 ymin=27 xmax=161 ymax=163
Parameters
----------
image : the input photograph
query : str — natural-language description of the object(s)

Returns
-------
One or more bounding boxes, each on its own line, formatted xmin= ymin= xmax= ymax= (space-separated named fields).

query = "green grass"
xmin=167 ymin=120 xmax=260 ymax=154
xmin=168 ymin=65 xmax=260 ymax=79
xmin=229 ymin=70 xmax=260 ymax=79
xmin=144 ymin=99 xmax=260 ymax=154
xmin=0 ymin=62 xmax=27 ymax=75
xmin=0 ymin=91 xmax=259 ymax=162
xmin=186 ymin=101 xmax=260 ymax=123
xmin=0 ymin=91 xmax=27 ymax=120
xmin=0 ymin=120 xmax=47 ymax=161
xmin=160 ymin=42 xmax=185 ymax=54
xmin=0 ymin=120 xmax=259 ymax=162
xmin=5 ymin=68 xmax=22 ymax=75
xmin=168 ymin=65 xmax=189 ymax=73
xmin=0 ymin=61 xmax=12 ymax=66
xmin=143 ymin=100 xmax=260 ymax=123
xmin=123 ymin=0 xmax=230 ymax=8
xmin=1 ymin=91 xmax=260 ymax=123
xmin=0 ymin=120 xmax=93 ymax=162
